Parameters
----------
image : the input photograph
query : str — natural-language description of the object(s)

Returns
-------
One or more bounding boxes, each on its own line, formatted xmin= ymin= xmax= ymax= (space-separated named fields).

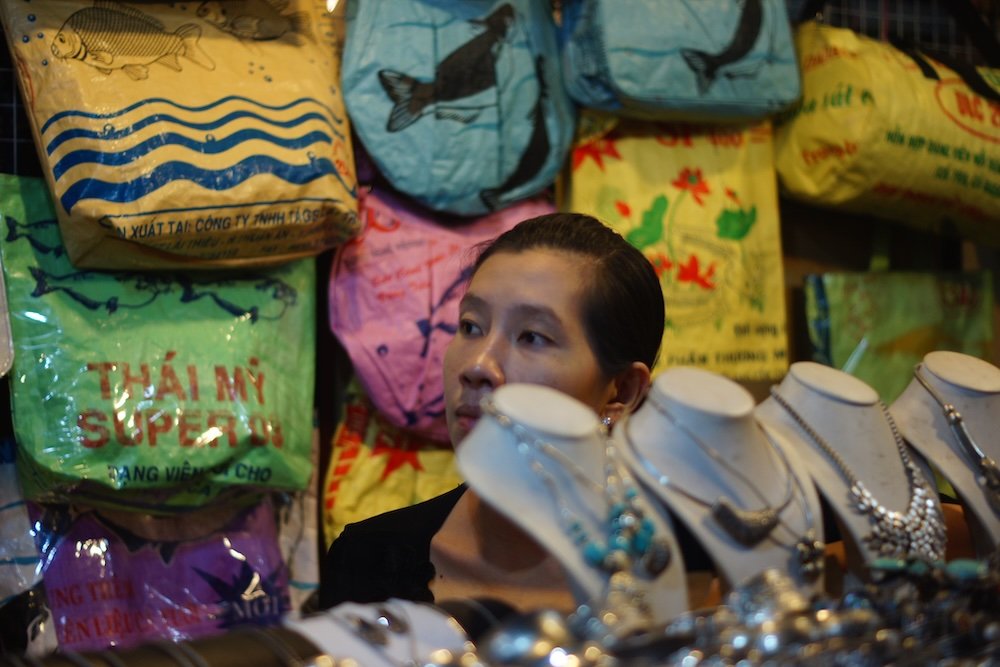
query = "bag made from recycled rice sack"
xmin=806 ymin=269 xmax=994 ymax=403
xmin=0 ymin=0 xmax=358 ymax=269
xmin=328 ymin=188 xmax=555 ymax=442
xmin=28 ymin=497 xmax=289 ymax=652
xmin=774 ymin=21 xmax=1000 ymax=246
xmin=341 ymin=0 xmax=575 ymax=216
xmin=559 ymin=0 xmax=802 ymax=121
xmin=562 ymin=112 xmax=789 ymax=381
xmin=322 ymin=378 xmax=461 ymax=547
xmin=0 ymin=175 xmax=316 ymax=511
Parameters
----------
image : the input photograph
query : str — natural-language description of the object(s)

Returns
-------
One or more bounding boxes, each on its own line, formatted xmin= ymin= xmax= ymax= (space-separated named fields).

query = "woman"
xmin=319 ymin=212 xmax=666 ymax=613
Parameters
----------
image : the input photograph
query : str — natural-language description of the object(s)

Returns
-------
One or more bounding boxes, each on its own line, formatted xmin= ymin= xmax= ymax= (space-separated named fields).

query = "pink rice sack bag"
xmin=328 ymin=189 xmax=554 ymax=442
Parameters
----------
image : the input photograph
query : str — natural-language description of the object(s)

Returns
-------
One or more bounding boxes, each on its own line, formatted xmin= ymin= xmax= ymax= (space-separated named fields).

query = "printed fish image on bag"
xmin=196 ymin=0 xmax=309 ymax=42
xmin=342 ymin=0 xmax=575 ymax=216
xmin=52 ymin=1 xmax=215 ymax=80
xmin=0 ymin=0 xmax=359 ymax=269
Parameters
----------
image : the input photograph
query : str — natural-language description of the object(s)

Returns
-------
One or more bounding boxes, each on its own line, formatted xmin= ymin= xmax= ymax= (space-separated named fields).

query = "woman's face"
xmin=443 ymin=248 xmax=616 ymax=446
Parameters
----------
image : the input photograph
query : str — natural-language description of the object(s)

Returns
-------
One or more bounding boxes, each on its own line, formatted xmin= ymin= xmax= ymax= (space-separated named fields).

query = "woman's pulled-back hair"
xmin=473 ymin=212 xmax=665 ymax=378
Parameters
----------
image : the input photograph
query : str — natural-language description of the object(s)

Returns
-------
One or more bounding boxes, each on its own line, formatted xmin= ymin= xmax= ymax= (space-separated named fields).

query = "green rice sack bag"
xmin=0 ymin=174 xmax=316 ymax=511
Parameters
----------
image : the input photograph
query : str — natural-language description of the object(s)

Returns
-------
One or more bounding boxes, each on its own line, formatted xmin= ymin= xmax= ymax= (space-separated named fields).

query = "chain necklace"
xmin=769 ymin=388 xmax=946 ymax=561
xmin=620 ymin=410 xmax=824 ymax=581
xmin=480 ymin=396 xmax=677 ymax=640
xmin=913 ymin=364 xmax=1000 ymax=516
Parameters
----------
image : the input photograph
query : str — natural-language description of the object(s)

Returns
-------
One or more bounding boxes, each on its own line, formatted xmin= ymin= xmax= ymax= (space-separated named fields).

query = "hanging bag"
xmin=562 ymin=112 xmax=789 ymax=382
xmin=774 ymin=21 xmax=1000 ymax=245
xmin=0 ymin=0 xmax=359 ymax=269
xmin=559 ymin=0 xmax=802 ymax=120
xmin=341 ymin=0 xmax=575 ymax=216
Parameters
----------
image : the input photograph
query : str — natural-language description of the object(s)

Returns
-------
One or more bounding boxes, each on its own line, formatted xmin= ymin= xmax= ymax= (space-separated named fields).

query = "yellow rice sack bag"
xmin=775 ymin=21 xmax=1000 ymax=245
xmin=563 ymin=112 xmax=789 ymax=382
xmin=0 ymin=0 xmax=358 ymax=269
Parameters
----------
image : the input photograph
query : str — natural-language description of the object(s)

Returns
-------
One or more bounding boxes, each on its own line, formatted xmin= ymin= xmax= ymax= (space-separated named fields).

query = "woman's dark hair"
xmin=473 ymin=212 xmax=665 ymax=378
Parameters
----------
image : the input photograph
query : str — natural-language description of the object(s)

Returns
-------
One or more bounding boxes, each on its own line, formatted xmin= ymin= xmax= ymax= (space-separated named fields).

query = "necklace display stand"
xmin=891 ymin=350 xmax=1000 ymax=553
xmin=756 ymin=362 xmax=946 ymax=574
xmin=617 ymin=367 xmax=825 ymax=594
xmin=455 ymin=383 xmax=689 ymax=633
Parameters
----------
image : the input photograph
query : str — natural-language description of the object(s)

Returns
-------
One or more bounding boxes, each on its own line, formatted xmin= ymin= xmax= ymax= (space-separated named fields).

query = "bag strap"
xmin=796 ymin=0 xmax=999 ymax=68
xmin=891 ymin=40 xmax=1000 ymax=105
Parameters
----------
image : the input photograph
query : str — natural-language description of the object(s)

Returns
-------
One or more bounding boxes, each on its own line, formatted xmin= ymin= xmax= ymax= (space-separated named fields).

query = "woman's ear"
xmin=602 ymin=362 xmax=652 ymax=425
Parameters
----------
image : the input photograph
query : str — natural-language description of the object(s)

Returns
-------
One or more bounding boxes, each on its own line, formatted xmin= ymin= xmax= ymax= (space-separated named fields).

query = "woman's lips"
xmin=453 ymin=406 xmax=481 ymax=434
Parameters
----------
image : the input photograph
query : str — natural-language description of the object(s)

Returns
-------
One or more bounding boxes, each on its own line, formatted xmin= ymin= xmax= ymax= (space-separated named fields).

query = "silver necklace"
xmin=769 ymin=388 xmax=946 ymax=561
xmin=913 ymin=364 xmax=1000 ymax=516
xmin=642 ymin=395 xmax=795 ymax=548
xmin=620 ymin=411 xmax=825 ymax=581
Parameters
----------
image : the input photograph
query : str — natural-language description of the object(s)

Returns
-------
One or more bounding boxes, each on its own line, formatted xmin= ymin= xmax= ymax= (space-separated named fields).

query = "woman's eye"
xmin=458 ymin=319 xmax=481 ymax=336
xmin=518 ymin=331 xmax=551 ymax=346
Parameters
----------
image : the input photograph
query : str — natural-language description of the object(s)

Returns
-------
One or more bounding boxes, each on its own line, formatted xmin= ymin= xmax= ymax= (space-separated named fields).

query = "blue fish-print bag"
xmin=560 ymin=0 xmax=801 ymax=120
xmin=342 ymin=0 xmax=575 ymax=216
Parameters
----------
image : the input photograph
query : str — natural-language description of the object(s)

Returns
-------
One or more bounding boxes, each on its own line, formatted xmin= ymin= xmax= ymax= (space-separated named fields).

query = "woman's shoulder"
xmin=319 ymin=484 xmax=467 ymax=608
xmin=340 ymin=484 xmax=467 ymax=539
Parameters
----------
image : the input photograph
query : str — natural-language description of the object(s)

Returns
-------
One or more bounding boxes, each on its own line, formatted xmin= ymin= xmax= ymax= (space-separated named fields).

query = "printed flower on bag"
xmin=372 ymin=431 xmax=425 ymax=481
xmin=646 ymin=252 xmax=673 ymax=278
xmin=572 ymin=138 xmax=622 ymax=171
xmin=677 ymin=254 xmax=716 ymax=290
xmin=671 ymin=168 xmax=710 ymax=206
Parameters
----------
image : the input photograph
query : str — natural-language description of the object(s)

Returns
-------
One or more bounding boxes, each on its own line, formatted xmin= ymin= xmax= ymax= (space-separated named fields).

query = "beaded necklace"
xmin=479 ymin=396 xmax=678 ymax=640
xmin=769 ymin=388 xmax=946 ymax=561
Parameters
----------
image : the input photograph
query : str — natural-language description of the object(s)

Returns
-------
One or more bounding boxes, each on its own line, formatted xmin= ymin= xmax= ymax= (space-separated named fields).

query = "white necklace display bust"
xmin=617 ymin=367 xmax=825 ymax=594
xmin=757 ymin=361 xmax=946 ymax=572
xmin=455 ymin=383 xmax=689 ymax=632
xmin=891 ymin=350 xmax=1000 ymax=553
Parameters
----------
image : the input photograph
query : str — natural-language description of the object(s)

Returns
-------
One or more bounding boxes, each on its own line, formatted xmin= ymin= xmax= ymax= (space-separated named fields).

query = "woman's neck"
xmin=466 ymin=490 xmax=552 ymax=571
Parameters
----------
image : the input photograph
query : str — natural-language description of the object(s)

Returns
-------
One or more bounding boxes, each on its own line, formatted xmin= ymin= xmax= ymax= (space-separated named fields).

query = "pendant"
xmin=711 ymin=497 xmax=780 ymax=547
xmin=637 ymin=536 xmax=672 ymax=578
xmin=977 ymin=457 xmax=1000 ymax=517
xmin=795 ymin=534 xmax=825 ymax=581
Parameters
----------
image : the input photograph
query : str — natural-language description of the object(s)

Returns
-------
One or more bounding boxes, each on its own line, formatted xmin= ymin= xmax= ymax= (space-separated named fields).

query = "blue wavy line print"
xmin=40 ymin=96 xmax=344 ymax=134
xmin=59 ymin=155 xmax=356 ymax=213
xmin=52 ymin=129 xmax=334 ymax=180
xmin=46 ymin=110 xmax=342 ymax=155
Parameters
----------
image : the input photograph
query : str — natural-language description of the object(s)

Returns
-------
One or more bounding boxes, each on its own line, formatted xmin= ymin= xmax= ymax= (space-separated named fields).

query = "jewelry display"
xmin=769 ymin=388 xmax=946 ymax=562
xmin=480 ymin=395 xmax=673 ymax=641
xmin=620 ymin=406 xmax=825 ymax=580
xmin=913 ymin=363 xmax=1000 ymax=516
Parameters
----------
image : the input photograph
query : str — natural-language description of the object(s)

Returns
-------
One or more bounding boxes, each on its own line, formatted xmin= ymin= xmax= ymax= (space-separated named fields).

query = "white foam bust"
xmin=617 ymin=367 xmax=825 ymax=593
xmin=891 ymin=350 xmax=1000 ymax=552
xmin=455 ymin=383 xmax=689 ymax=628
xmin=756 ymin=361 xmax=946 ymax=571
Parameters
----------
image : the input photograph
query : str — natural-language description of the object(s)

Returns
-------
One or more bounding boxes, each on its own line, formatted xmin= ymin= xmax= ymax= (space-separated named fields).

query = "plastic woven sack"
xmin=560 ymin=0 xmax=801 ymax=120
xmin=563 ymin=112 xmax=789 ymax=381
xmin=775 ymin=22 xmax=1000 ymax=245
xmin=341 ymin=0 xmax=575 ymax=216
xmin=0 ymin=0 xmax=358 ymax=269
xmin=0 ymin=174 xmax=316 ymax=510
xmin=321 ymin=378 xmax=461 ymax=548
xmin=329 ymin=188 xmax=555 ymax=441
xmin=806 ymin=270 xmax=995 ymax=402
xmin=28 ymin=498 xmax=288 ymax=652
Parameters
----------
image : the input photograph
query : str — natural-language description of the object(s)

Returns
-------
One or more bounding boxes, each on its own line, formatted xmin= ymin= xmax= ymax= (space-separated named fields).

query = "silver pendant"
xmin=711 ymin=497 xmax=780 ymax=547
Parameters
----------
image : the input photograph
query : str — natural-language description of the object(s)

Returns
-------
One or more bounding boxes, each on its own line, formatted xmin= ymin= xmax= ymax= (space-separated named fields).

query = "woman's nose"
xmin=460 ymin=338 xmax=505 ymax=389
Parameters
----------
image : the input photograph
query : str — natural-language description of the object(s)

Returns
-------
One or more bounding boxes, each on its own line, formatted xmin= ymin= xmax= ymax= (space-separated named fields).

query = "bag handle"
xmin=796 ymin=0 xmax=999 ymax=68
xmin=891 ymin=40 xmax=1000 ymax=105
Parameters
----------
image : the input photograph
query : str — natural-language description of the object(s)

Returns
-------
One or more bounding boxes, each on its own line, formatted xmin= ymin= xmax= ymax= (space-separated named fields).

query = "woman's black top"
xmin=319 ymin=483 xmax=714 ymax=610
